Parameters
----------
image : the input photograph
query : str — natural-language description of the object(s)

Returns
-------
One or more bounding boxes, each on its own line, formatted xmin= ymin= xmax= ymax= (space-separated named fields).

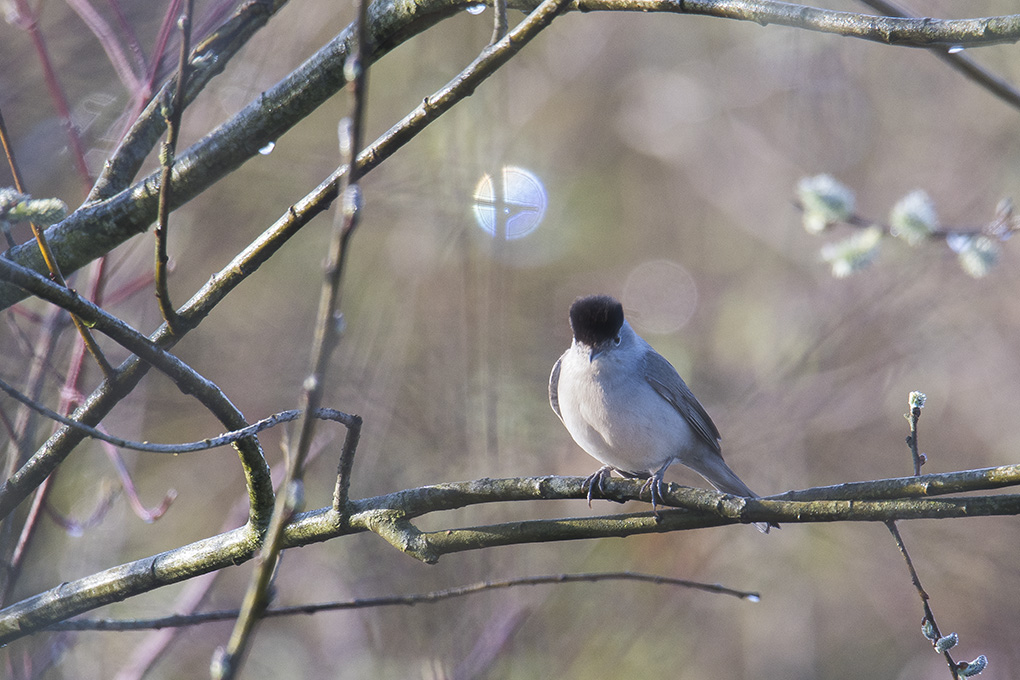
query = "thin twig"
xmin=0 ymin=306 xmax=65 ymax=606
xmin=8 ymin=0 xmax=93 ymax=188
xmin=301 ymin=12 xmax=371 ymax=523
xmin=105 ymin=0 xmax=150 ymax=83
xmin=492 ymin=0 xmax=508 ymax=42
xmin=906 ymin=392 xmax=925 ymax=476
xmin=0 ymin=107 xmax=115 ymax=378
xmin=45 ymin=571 xmax=759 ymax=632
xmin=0 ymin=376 xmax=355 ymax=455
xmin=859 ymin=0 xmax=1020 ymax=110
xmin=154 ymin=0 xmax=193 ymax=334
xmin=98 ymin=438 xmax=177 ymax=521
xmin=886 ymin=521 xmax=960 ymax=678
xmin=0 ymin=109 xmax=22 ymax=249
xmin=64 ymin=0 xmax=144 ymax=95
xmin=5 ymin=475 xmax=53 ymax=604
xmin=0 ymin=306 xmax=64 ymax=475
xmin=214 ymin=0 xmax=373 ymax=672
xmin=332 ymin=414 xmax=363 ymax=513
xmin=889 ymin=392 xmax=969 ymax=679
xmin=145 ymin=0 xmax=185 ymax=89
xmin=795 ymin=200 xmax=1017 ymax=242
xmin=27 ymin=238 xmax=114 ymax=378
xmin=43 ymin=477 xmax=119 ymax=535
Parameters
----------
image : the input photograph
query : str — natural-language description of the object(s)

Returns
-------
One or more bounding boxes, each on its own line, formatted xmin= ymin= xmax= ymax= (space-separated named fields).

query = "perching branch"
xmin=1 ymin=467 xmax=1019 ymax=645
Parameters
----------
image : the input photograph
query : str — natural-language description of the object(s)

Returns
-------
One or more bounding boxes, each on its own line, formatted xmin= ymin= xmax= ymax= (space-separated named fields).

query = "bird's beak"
xmin=588 ymin=347 xmax=601 ymax=363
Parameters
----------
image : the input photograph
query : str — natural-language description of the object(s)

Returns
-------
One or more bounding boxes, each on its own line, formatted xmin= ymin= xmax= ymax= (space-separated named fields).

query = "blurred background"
xmin=2 ymin=0 xmax=1020 ymax=677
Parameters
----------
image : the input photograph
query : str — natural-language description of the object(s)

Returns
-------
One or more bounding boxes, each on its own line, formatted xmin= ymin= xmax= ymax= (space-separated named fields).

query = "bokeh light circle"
xmin=622 ymin=259 xmax=698 ymax=334
xmin=472 ymin=166 xmax=547 ymax=240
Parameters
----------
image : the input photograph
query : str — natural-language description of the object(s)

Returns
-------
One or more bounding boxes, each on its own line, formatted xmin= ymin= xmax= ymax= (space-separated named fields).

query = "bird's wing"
xmin=642 ymin=350 xmax=722 ymax=453
xmin=548 ymin=355 xmax=564 ymax=421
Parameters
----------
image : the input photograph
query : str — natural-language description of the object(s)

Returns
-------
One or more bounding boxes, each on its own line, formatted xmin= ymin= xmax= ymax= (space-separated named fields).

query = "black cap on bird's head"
xmin=569 ymin=295 xmax=625 ymax=348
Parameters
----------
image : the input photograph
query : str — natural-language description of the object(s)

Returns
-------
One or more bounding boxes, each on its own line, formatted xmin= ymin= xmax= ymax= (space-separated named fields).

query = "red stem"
xmin=12 ymin=0 xmax=94 ymax=191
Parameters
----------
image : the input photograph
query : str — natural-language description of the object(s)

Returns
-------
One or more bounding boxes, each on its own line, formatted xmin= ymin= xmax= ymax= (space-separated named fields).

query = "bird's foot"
xmin=639 ymin=464 xmax=671 ymax=518
xmin=582 ymin=466 xmax=616 ymax=507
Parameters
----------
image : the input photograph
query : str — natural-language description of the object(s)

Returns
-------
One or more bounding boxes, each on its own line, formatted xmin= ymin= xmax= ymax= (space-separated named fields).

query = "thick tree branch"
xmin=771 ymin=464 xmax=1020 ymax=500
xmin=0 ymin=467 xmax=1018 ymax=645
xmin=581 ymin=1 xmax=1020 ymax=48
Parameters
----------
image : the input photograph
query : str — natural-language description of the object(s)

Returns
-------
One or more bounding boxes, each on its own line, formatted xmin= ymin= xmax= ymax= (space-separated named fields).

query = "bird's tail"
xmin=691 ymin=454 xmax=779 ymax=534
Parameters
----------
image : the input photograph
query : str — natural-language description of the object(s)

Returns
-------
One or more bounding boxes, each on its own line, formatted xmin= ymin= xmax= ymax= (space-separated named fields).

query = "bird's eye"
xmin=613 ymin=335 xmax=621 ymax=345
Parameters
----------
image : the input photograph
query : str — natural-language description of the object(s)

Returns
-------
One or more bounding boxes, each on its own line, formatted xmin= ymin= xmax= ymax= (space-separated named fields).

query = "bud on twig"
xmin=797 ymin=174 xmax=855 ymax=234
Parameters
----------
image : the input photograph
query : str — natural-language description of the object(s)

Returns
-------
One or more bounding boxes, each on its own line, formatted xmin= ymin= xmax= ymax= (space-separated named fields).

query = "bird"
xmin=549 ymin=294 xmax=776 ymax=532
